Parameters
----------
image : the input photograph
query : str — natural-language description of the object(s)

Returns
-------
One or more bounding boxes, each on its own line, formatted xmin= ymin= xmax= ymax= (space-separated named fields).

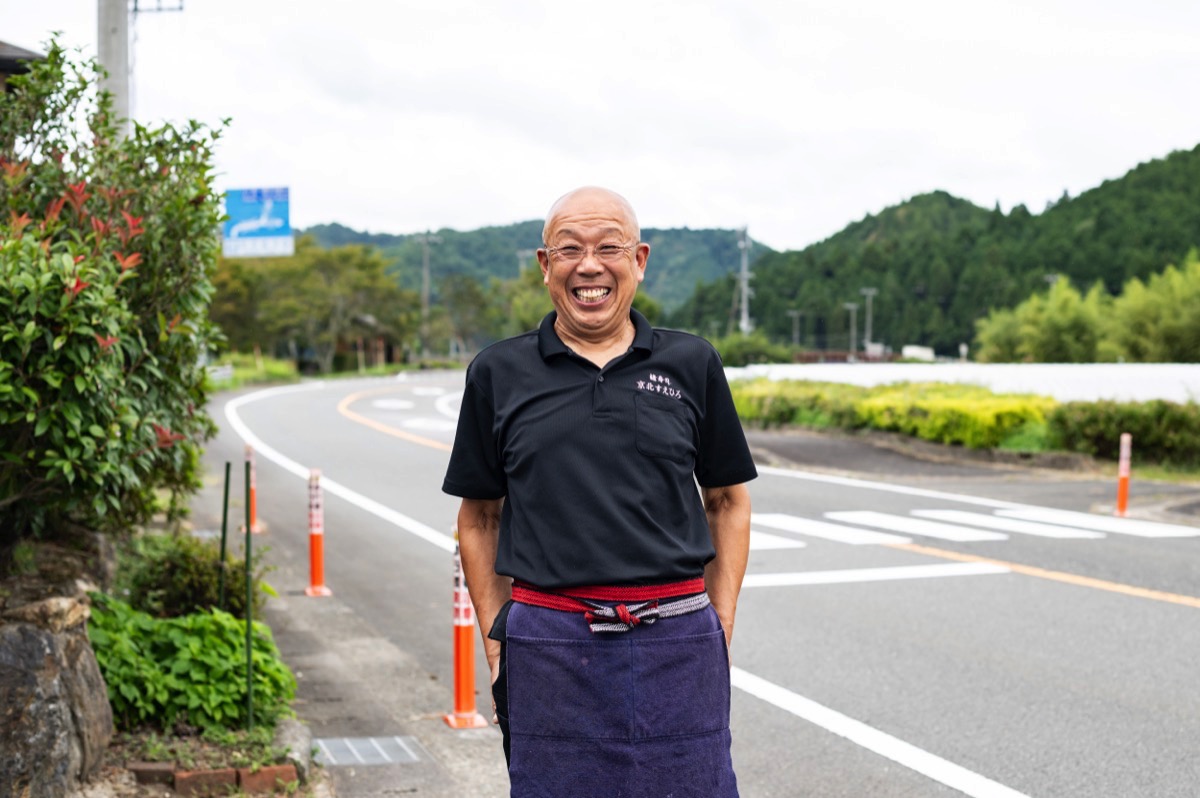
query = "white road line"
xmin=827 ymin=511 xmax=1008 ymax=542
xmin=435 ymin=389 xmax=463 ymax=420
xmin=743 ymin=562 xmax=1010 ymax=587
xmin=912 ymin=509 xmax=1106 ymax=539
xmin=997 ymin=508 xmax=1200 ymax=538
xmin=368 ymin=737 xmax=393 ymax=763
xmin=757 ymin=465 xmax=1026 ymax=509
xmin=731 ymin=668 xmax=1032 ymax=798
xmin=393 ymin=736 xmax=418 ymax=760
xmin=225 ymin=385 xmax=456 ymax=553
xmin=316 ymin=739 xmax=336 ymax=765
xmin=752 ymin=513 xmax=911 ymax=545
xmin=371 ymin=398 xmax=415 ymax=410
xmin=749 ymin=530 xmax=808 ymax=550
xmin=344 ymin=738 xmax=367 ymax=764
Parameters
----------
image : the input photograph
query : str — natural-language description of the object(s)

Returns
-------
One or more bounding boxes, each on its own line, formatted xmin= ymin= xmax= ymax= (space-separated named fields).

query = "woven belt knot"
xmin=581 ymin=593 xmax=710 ymax=633
xmin=510 ymin=578 xmax=711 ymax=633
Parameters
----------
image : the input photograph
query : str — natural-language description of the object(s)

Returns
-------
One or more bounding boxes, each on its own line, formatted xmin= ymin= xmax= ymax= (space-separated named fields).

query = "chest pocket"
xmin=634 ymin=393 xmax=696 ymax=464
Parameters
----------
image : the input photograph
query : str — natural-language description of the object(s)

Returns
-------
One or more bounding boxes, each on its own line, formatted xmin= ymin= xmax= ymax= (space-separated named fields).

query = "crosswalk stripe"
xmin=997 ymin=508 xmax=1200 ymax=538
xmin=742 ymin=562 xmax=1010 ymax=587
xmin=750 ymin=530 xmax=808 ymax=550
xmin=752 ymin=513 xmax=910 ymax=545
xmin=911 ymin=510 xmax=1105 ymax=539
xmin=825 ymin=511 xmax=1008 ymax=542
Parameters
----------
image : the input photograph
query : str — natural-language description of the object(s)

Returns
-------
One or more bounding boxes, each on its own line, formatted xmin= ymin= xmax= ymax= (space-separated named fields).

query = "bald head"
xmin=542 ymin=186 xmax=641 ymax=245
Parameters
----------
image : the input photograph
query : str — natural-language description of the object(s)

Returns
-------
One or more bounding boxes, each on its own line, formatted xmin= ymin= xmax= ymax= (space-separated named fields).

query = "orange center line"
xmin=336 ymin=387 xmax=454 ymax=452
xmin=888 ymin=541 xmax=1200 ymax=610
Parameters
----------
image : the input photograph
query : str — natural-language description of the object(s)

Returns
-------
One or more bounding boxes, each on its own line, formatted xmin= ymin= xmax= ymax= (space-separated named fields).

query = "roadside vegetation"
xmin=0 ymin=40 xmax=307 ymax=788
xmin=731 ymin=379 xmax=1200 ymax=472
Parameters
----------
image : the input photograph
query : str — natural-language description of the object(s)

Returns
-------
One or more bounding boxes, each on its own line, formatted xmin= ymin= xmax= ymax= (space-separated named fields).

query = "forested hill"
xmin=665 ymin=143 xmax=1200 ymax=355
xmin=302 ymin=220 xmax=772 ymax=312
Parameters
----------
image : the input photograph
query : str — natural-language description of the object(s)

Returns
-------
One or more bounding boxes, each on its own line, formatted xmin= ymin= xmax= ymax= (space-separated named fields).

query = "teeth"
xmin=575 ymin=287 xmax=610 ymax=301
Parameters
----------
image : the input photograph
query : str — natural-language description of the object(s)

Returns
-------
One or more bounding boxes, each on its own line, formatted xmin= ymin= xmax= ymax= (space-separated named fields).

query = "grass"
xmin=1130 ymin=463 xmax=1200 ymax=485
xmin=114 ymin=726 xmax=290 ymax=772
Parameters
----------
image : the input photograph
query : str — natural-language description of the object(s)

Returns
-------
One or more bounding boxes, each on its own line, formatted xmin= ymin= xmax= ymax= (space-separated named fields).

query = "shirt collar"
xmin=538 ymin=309 xmax=654 ymax=361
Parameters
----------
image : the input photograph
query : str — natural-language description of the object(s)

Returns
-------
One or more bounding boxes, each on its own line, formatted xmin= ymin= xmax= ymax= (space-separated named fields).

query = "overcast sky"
xmin=4 ymin=1 xmax=1199 ymax=252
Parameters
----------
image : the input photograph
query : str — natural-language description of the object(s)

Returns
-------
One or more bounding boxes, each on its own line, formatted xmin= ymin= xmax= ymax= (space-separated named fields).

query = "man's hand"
xmin=702 ymin=483 xmax=752 ymax=659
xmin=458 ymin=498 xmax=510 ymax=724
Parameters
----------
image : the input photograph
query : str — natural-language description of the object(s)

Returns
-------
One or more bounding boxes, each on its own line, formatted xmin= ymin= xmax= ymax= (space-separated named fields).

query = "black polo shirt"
xmin=442 ymin=310 xmax=757 ymax=588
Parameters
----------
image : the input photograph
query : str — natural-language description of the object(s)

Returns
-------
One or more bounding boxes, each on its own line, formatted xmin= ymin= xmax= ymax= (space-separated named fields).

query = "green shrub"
xmin=0 ymin=41 xmax=223 ymax=544
xmin=731 ymin=379 xmax=1056 ymax=449
xmin=854 ymin=383 xmax=1057 ymax=449
xmin=1048 ymin=400 xmax=1200 ymax=466
xmin=731 ymin=379 xmax=867 ymax=428
xmin=712 ymin=332 xmax=794 ymax=367
xmin=115 ymin=531 xmax=270 ymax=620
xmin=206 ymin=352 xmax=299 ymax=391
xmin=88 ymin=593 xmax=296 ymax=732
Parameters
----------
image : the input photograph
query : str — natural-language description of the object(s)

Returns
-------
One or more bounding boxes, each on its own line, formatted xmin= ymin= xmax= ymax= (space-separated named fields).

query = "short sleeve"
xmin=442 ymin=367 xmax=507 ymax=499
xmin=693 ymin=355 xmax=758 ymax=488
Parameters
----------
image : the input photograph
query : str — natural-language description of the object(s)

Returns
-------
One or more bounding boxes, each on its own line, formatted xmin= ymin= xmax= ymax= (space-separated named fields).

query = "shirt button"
xmin=598 ymin=375 xmax=605 ymax=382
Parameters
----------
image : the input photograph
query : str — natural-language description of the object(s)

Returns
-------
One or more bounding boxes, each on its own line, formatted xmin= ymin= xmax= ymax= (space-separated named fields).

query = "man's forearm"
xmin=457 ymin=498 xmax=511 ymax=669
xmin=702 ymin=483 xmax=752 ymax=650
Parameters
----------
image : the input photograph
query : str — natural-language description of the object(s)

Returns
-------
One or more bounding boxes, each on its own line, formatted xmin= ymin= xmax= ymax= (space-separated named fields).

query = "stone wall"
xmin=0 ymin=596 xmax=113 ymax=798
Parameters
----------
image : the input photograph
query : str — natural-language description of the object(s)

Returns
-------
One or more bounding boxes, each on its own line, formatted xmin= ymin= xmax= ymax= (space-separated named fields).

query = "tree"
xmin=0 ymin=41 xmax=223 ymax=542
xmin=1107 ymin=249 xmax=1200 ymax=362
xmin=250 ymin=238 xmax=418 ymax=373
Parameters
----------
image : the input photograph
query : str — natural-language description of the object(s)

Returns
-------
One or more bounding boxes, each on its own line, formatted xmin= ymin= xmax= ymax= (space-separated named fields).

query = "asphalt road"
xmin=192 ymin=373 xmax=1200 ymax=798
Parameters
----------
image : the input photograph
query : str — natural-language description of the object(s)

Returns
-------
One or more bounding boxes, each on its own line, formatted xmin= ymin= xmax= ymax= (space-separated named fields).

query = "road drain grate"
xmin=313 ymin=736 xmax=423 ymax=767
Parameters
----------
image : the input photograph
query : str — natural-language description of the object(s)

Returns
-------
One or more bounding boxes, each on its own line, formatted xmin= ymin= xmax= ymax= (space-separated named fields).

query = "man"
xmin=442 ymin=187 xmax=756 ymax=797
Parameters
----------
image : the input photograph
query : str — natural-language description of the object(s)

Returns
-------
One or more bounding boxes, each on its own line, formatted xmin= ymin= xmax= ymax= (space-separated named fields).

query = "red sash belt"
xmin=511 ymin=578 xmax=710 ymax=633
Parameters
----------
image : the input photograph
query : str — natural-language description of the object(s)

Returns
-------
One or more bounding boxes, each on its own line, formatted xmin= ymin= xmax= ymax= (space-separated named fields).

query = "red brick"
xmin=127 ymin=760 xmax=174 ymax=785
xmin=237 ymin=763 xmax=298 ymax=794
xmin=173 ymin=767 xmax=237 ymax=796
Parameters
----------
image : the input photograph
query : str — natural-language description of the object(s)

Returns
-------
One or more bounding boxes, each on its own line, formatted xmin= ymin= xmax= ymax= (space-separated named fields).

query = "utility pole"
xmin=97 ymin=0 xmax=131 ymax=137
xmin=737 ymin=227 xmax=753 ymax=334
xmin=98 ymin=1 xmax=184 ymax=138
xmin=414 ymin=231 xmax=441 ymax=357
xmin=859 ymin=287 xmax=878 ymax=349
xmin=786 ymin=309 xmax=803 ymax=348
xmin=516 ymin=248 xmax=536 ymax=277
xmin=843 ymin=302 xmax=859 ymax=357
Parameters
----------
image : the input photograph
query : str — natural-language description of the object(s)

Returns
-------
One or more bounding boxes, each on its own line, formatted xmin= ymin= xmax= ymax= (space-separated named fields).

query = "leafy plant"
xmin=0 ymin=39 xmax=223 ymax=545
xmin=89 ymin=593 xmax=297 ymax=732
xmin=115 ymin=531 xmax=270 ymax=620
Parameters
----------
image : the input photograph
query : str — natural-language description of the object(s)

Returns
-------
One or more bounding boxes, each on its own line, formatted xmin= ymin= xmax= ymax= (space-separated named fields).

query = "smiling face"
xmin=537 ymin=187 xmax=650 ymax=346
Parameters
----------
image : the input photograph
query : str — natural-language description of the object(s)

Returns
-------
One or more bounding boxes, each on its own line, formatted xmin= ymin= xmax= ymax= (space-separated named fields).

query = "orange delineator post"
xmin=1115 ymin=432 xmax=1132 ymax=518
xmin=245 ymin=444 xmax=262 ymax=533
xmin=305 ymin=469 xmax=332 ymax=597
xmin=444 ymin=531 xmax=488 ymax=729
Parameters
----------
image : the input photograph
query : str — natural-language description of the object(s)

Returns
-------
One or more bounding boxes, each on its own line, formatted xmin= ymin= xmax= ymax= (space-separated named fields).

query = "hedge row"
xmin=1048 ymin=400 xmax=1200 ymax=467
xmin=730 ymin=379 xmax=1200 ymax=466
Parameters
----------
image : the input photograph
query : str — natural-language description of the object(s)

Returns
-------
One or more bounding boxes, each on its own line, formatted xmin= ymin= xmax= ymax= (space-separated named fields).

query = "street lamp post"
xmin=786 ymin=309 xmax=803 ymax=348
xmin=843 ymin=302 xmax=859 ymax=358
xmin=516 ymin=249 xmax=536 ymax=276
xmin=414 ymin=231 xmax=442 ymax=357
xmin=860 ymin=287 xmax=877 ymax=349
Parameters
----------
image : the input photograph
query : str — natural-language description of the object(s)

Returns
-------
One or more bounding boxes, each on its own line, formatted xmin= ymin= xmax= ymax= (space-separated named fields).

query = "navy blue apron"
xmin=491 ymin=598 xmax=739 ymax=798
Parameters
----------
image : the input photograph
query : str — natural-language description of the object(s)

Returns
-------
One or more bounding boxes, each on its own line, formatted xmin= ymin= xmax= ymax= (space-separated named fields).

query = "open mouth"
xmin=573 ymin=287 xmax=611 ymax=304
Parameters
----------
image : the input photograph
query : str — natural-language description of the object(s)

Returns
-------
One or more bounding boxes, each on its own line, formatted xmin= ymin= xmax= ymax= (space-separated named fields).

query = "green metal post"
xmin=218 ymin=461 xmax=231 ymax=611
xmin=244 ymin=460 xmax=254 ymax=731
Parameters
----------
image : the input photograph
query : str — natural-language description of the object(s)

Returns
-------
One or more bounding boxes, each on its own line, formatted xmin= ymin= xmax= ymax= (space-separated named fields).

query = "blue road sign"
xmin=222 ymin=187 xmax=294 ymax=257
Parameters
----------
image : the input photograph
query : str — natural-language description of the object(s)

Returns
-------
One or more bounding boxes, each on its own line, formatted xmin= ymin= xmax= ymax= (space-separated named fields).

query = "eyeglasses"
xmin=543 ymin=241 xmax=638 ymax=265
